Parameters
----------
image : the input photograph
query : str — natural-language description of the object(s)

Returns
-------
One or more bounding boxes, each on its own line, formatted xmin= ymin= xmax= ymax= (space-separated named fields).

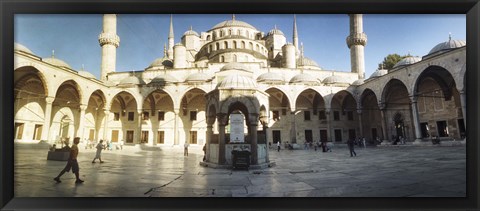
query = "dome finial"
xmin=82 ymin=64 xmax=85 ymax=70
xmin=190 ymin=25 xmax=193 ymax=31
xmin=449 ymin=32 xmax=452 ymax=41
xmin=51 ymin=50 xmax=55 ymax=58
xmin=274 ymin=24 xmax=277 ymax=30
xmin=232 ymin=14 xmax=235 ymax=21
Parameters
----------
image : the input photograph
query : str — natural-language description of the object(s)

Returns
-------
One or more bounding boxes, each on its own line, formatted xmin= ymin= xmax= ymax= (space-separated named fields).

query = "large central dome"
xmin=211 ymin=19 xmax=257 ymax=30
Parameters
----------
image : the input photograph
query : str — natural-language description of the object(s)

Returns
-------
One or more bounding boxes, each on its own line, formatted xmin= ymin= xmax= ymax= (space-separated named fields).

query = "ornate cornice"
xmin=98 ymin=33 xmax=120 ymax=48
xmin=346 ymin=32 xmax=367 ymax=48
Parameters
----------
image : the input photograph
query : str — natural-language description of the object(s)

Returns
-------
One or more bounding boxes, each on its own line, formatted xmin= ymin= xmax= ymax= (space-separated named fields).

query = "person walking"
xmin=347 ymin=138 xmax=357 ymax=157
xmin=92 ymin=140 xmax=105 ymax=163
xmin=362 ymin=137 xmax=366 ymax=149
xmin=184 ymin=141 xmax=189 ymax=156
xmin=277 ymin=141 xmax=281 ymax=152
xmin=53 ymin=137 xmax=84 ymax=184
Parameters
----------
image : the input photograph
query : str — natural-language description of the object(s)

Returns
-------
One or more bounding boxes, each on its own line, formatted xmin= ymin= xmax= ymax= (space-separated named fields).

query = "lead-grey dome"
xmin=183 ymin=29 xmax=200 ymax=37
xmin=43 ymin=57 xmax=71 ymax=69
xmin=322 ymin=75 xmax=350 ymax=85
xmin=212 ymin=19 xmax=257 ymax=30
xmin=267 ymin=27 xmax=284 ymax=36
xmin=369 ymin=69 xmax=388 ymax=78
xmin=216 ymin=74 xmax=257 ymax=89
xmin=14 ymin=43 xmax=33 ymax=54
xmin=297 ymin=57 xmax=321 ymax=69
xmin=290 ymin=73 xmax=320 ymax=84
xmin=428 ymin=39 xmax=466 ymax=55
xmin=393 ymin=56 xmax=421 ymax=68
xmin=220 ymin=62 xmax=252 ymax=73
xmin=150 ymin=74 xmax=179 ymax=84
xmin=351 ymin=79 xmax=365 ymax=86
xmin=257 ymin=72 xmax=284 ymax=83
xmin=119 ymin=75 xmax=146 ymax=85
xmin=148 ymin=57 xmax=173 ymax=69
xmin=78 ymin=70 xmax=96 ymax=79
xmin=185 ymin=73 xmax=212 ymax=82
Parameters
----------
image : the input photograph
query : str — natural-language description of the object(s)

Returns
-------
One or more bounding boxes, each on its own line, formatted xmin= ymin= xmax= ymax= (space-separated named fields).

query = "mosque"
xmin=14 ymin=14 xmax=466 ymax=168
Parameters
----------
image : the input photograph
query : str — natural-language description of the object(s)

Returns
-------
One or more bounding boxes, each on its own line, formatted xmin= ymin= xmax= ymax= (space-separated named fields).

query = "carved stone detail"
xmin=346 ymin=33 xmax=367 ymax=48
xmin=98 ymin=33 xmax=120 ymax=47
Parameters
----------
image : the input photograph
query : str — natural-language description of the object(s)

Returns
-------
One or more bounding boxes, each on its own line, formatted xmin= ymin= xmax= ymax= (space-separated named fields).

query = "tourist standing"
xmin=277 ymin=141 xmax=281 ymax=152
xmin=184 ymin=141 xmax=189 ymax=156
xmin=347 ymin=139 xmax=357 ymax=157
xmin=362 ymin=137 xmax=366 ymax=149
xmin=92 ymin=140 xmax=105 ymax=163
xmin=54 ymin=137 xmax=84 ymax=184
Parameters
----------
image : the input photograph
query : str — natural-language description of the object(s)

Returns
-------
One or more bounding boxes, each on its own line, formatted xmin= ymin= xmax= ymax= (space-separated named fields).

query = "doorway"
xmin=305 ymin=130 xmax=312 ymax=143
xmin=126 ymin=130 xmax=134 ymax=143
xmin=272 ymin=130 xmax=281 ymax=143
xmin=334 ymin=129 xmax=342 ymax=142
xmin=141 ymin=131 xmax=149 ymax=143
xmin=320 ymin=130 xmax=327 ymax=142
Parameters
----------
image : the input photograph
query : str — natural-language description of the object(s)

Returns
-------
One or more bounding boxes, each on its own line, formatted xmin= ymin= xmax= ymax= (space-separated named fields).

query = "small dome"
xmin=119 ymin=75 xmax=146 ymax=85
xmin=150 ymin=74 xmax=179 ymax=84
xmin=220 ymin=62 xmax=251 ymax=72
xmin=148 ymin=57 xmax=173 ymax=69
xmin=78 ymin=70 xmax=96 ymax=79
xmin=43 ymin=57 xmax=71 ymax=69
xmin=14 ymin=43 xmax=33 ymax=54
xmin=183 ymin=29 xmax=199 ymax=37
xmin=216 ymin=74 xmax=257 ymax=89
xmin=290 ymin=73 xmax=320 ymax=84
xmin=322 ymin=75 xmax=350 ymax=85
xmin=351 ymin=79 xmax=365 ymax=86
xmin=428 ymin=39 xmax=466 ymax=55
xmin=185 ymin=73 xmax=212 ymax=82
xmin=267 ymin=28 xmax=284 ymax=36
xmin=369 ymin=69 xmax=388 ymax=78
xmin=297 ymin=57 xmax=321 ymax=69
xmin=257 ymin=72 xmax=284 ymax=83
xmin=393 ymin=56 xmax=422 ymax=68
xmin=212 ymin=19 xmax=257 ymax=30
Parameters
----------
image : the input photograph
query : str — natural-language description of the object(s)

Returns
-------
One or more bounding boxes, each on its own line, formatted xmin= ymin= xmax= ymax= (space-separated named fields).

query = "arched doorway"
xmin=382 ymin=79 xmax=412 ymax=142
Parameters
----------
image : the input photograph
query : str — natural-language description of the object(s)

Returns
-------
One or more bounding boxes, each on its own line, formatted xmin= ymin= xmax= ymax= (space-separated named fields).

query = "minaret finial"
xmin=82 ymin=64 xmax=85 ymax=70
xmin=449 ymin=32 xmax=452 ymax=41
xmin=190 ymin=25 xmax=193 ymax=31
xmin=51 ymin=50 xmax=55 ymax=58
xmin=232 ymin=14 xmax=235 ymax=20
xmin=293 ymin=14 xmax=299 ymax=51
xmin=274 ymin=24 xmax=277 ymax=30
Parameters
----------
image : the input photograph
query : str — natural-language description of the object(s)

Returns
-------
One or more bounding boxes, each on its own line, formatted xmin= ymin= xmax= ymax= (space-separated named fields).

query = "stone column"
xmin=410 ymin=97 xmax=423 ymax=142
xmin=76 ymin=104 xmax=87 ymax=139
xmin=249 ymin=114 xmax=259 ymax=165
xmin=290 ymin=111 xmax=297 ymax=143
xmin=263 ymin=125 xmax=270 ymax=163
xmin=41 ymin=96 xmax=55 ymax=141
xmin=173 ymin=109 xmax=180 ymax=145
xmin=137 ymin=109 xmax=143 ymax=144
xmin=325 ymin=108 xmax=333 ymax=142
xmin=205 ymin=124 xmax=213 ymax=162
xmin=217 ymin=113 xmax=227 ymax=164
xmin=102 ymin=109 xmax=110 ymax=140
xmin=357 ymin=108 xmax=364 ymax=138
xmin=379 ymin=103 xmax=388 ymax=141
xmin=460 ymin=90 xmax=466 ymax=130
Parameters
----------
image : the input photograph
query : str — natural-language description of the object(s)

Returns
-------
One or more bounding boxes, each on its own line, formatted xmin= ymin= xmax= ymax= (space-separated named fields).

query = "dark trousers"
xmin=277 ymin=146 xmax=280 ymax=152
xmin=349 ymin=147 xmax=356 ymax=157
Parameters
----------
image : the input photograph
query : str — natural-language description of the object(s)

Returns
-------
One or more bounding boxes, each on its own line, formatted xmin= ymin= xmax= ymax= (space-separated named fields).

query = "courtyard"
xmin=14 ymin=142 xmax=466 ymax=197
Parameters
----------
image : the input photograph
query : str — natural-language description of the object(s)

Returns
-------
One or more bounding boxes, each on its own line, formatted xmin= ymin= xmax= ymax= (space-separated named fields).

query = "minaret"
xmin=293 ymin=14 xmax=299 ymax=55
xmin=98 ymin=14 xmax=120 ymax=81
xmin=346 ymin=14 xmax=367 ymax=79
xmin=167 ymin=14 xmax=174 ymax=60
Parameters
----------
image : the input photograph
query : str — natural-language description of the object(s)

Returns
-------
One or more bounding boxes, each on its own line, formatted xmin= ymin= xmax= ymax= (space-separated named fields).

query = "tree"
xmin=378 ymin=54 xmax=407 ymax=70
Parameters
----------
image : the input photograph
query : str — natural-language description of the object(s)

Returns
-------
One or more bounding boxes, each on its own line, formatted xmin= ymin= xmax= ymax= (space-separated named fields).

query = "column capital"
xmin=409 ymin=95 xmax=418 ymax=103
xmin=79 ymin=104 xmax=88 ymax=111
xmin=103 ymin=109 xmax=110 ymax=114
xmin=45 ymin=96 xmax=55 ymax=104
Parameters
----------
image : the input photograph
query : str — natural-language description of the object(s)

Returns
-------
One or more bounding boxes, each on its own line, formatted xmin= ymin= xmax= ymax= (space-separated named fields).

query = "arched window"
xmin=233 ymin=54 xmax=237 ymax=62
xmin=256 ymin=44 xmax=260 ymax=51
xmin=233 ymin=41 xmax=237 ymax=49
xmin=241 ymin=41 xmax=246 ymax=49
xmin=220 ymin=56 xmax=225 ymax=62
xmin=228 ymin=29 xmax=232 ymax=35
xmin=216 ymin=43 xmax=220 ymax=50
xmin=212 ymin=31 xmax=216 ymax=39
xmin=249 ymin=42 xmax=253 ymax=50
xmin=208 ymin=45 xmax=212 ymax=53
xmin=237 ymin=29 xmax=241 ymax=36
xmin=224 ymin=41 xmax=228 ymax=49
xmin=220 ymin=30 xmax=224 ymax=37
xmin=207 ymin=35 xmax=211 ymax=41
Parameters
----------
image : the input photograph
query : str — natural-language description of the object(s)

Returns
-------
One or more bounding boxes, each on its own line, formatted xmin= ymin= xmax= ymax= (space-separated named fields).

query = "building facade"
xmin=14 ymin=14 xmax=466 ymax=166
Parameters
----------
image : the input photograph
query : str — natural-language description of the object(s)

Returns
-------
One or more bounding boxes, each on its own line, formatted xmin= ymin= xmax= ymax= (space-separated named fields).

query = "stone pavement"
xmin=14 ymin=143 xmax=466 ymax=197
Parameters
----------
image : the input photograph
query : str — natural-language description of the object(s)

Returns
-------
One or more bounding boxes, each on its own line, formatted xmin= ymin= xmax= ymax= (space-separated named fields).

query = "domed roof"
xmin=212 ymin=19 xmax=257 ymax=30
xmin=257 ymin=72 xmax=284 ymax=83
xmin=183 ymin=28 xmax=199 ymax=37
xmin=14 ymin=43 xmax=33 ymax=54
xmin=351 ymin=79 xmax=365 ymax=86
xmin=369 ymin=69 xmax=388 ymax=78
xmin=220 ymin=62 xmax=252 ymax=72
xmin=297 ymin=57 xmax=321 ymax=69
xmin=290 ymin=73 xmax=320 ymax=84
xmin=216 ymin=74 xmax=257 ymax=89
xmin=322 ymin=75 xmax=350 ymax=85
xmin=43 ymin=57 xmax=71 ymax=69
xmin=428 ymin=39 xmax=466 ymax=55
xmin=392 ymin=56 xmax=422 ymax=68
xmin=119 ymin=75 xmax=146 ymax=85
xmin=267 ymin=27 xmax=284 ymax=36
xmin=78 ymin=70 xmax=96 ymax=79
xmin=185 ymin=73 xmax=212 ymax=82
xmin=148 ymin=57 xmax=173 ymax=69
xmin=150 ymin=74 xmax=179 ymax=84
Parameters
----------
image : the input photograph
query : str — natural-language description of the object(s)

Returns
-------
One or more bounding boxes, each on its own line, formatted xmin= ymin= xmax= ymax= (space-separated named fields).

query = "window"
xmin=272 ymin=110 xmax=280 ymax=121
xmin=111 ymin=130 xmax=119 ymax=142
xmin=347 ymin=111 xmax=354 ymax=121
xmin=220 ymin=56 xmax=225 ymax=62
xmin=333 ymin=111 xmax=340 ymax=121
xmin=142 ymin=112 xmax=149 ymax=120
xmin=233 ymin=41 xmax=237 ymax=49
xmin=233 ymin=54 xmax=237 ymax=62
xmin=128 ymin=112 xmax=134 ymax=121
xmin=158 ymin=111 xmax=165 ymax=121
xmin=190 ymin=131 xmax=197 ymax=144
xmin=126 ymin=130 xmax=134 ymax=143
xmin=207 ymin=35 xmax=211 ymax=41
xmin=304 ymin=111 xmax=311 ymax=121
xmin=216 ymin=43 xmax=220 ymax=50
xmin=319 ymin=110 xmax=326 ymax=120
xmin=208 ymin=45 xmax=212 ymax=53
xmin=241 ymin=41 xmax=245 ymax=49
xmin=157 ymin=131 xmax=165 ymax=144
xmin=190 ymin=111 xmax=197 ymax=121
xmin=224 ymin=41 xmax=228 ymax=49
xmin=113 ymin=112 xmax=120 ymax=121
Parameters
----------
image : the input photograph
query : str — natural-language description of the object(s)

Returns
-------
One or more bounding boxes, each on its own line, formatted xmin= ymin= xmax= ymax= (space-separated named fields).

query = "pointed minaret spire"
xmin=293 ymin=14 xmax=299 ymax=52
xmin=449 ymin=32 xmax=452 ymax=41
xmin=167 ymin=14 xmax=174 ymax=60
xmin=232 ymin=14 xmax=236 ymax=21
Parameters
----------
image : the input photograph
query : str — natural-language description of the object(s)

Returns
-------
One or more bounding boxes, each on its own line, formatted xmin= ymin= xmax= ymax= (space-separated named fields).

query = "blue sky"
xmin=14 ymin=14 xmax=466 ymax=79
